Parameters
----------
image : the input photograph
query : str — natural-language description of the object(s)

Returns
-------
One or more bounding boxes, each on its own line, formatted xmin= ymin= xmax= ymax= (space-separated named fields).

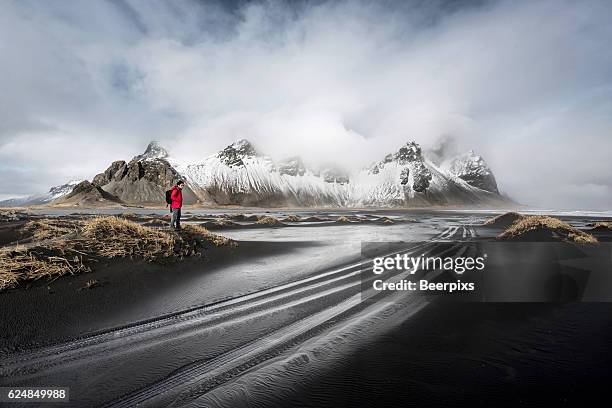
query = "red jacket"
xmin=170 ymin=186 xmax=183 ymax=209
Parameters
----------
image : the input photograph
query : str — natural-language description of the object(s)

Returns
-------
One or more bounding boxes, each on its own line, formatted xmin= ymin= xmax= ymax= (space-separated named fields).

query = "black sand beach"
xmin=216 ymin=302 xmax=612 ymax=408
xmin=1 ymin=209 xmax=611 ymax=407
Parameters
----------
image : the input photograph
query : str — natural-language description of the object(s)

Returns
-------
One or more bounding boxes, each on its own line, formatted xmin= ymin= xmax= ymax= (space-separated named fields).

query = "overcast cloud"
xmin=1 ymin=0 xmax=611 ymax=209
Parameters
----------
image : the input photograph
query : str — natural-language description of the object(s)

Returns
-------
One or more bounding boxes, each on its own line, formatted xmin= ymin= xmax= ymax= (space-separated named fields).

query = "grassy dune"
xmin=0 ymin=216 xmax=233 ymax=291
xmin=496 ymin=214 xmax=597 ymax=243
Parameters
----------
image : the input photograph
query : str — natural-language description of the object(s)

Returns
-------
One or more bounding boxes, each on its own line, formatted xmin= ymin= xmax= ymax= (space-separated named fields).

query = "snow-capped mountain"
xmin=131 ymin=140 xmax=170 ymax=162
xmin=48 ymin=180 xmax=85 ymax=201
xmin=348 ymin=142 xmax=501 ymax=207
xmin=441 ymin=150 xmax=499 ymax=194
xmin=5 ymin=139 xmax=509 ymax=208
xmin=179 ymin=139 xmax=508 ymax=207
xmin=0 ymin=180 xmax=83 ymax=207
xmin=178 ymin=140 xmax=348 ymax=206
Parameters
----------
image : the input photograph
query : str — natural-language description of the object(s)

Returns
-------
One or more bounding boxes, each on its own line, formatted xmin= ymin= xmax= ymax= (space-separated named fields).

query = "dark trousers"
xmin=170 ymin=208 xmax=181 ymax=230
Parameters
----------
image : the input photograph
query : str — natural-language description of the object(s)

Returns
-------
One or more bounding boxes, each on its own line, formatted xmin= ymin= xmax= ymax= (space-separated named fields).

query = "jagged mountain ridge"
xmin=441 ymin=150 xmax=499 ymax=194
xmin=178 ymin=140 xmax=348 ymax=206
xmin=89 ymin=141 xmax=199 ymax=205
xmin=179 ymin=139 xmax=506 ymax=207
xmin=4 ymin=139 xmax=507 ymax=207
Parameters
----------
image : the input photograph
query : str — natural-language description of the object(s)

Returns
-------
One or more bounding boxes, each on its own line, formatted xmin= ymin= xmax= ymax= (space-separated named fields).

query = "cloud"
xmin=1 ymin=0 xmax=611 ymax=209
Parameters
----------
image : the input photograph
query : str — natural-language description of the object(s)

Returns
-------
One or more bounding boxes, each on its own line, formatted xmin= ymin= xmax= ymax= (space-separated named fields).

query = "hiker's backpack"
xmin=165 ymin=189 xmax=173 ymax=206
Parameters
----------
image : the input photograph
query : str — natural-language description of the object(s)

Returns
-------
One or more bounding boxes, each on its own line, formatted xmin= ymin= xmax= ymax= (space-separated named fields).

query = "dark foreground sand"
xmin=242 ymin=302 xmax=612 ymax=408
xmin=1 ymin=210 xmax=611 ymax=406
xmin=0 ymin=240 xmax=330 ymax=352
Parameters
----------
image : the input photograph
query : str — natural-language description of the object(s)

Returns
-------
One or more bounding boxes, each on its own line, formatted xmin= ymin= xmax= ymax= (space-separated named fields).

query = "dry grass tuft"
xmin=0 ymin=245 xmax=90 ymax=290
xmin=142 ymin=218 xmax=170 ymax=227
xmin=255 ymin=216 xmax=284 ymax=226
xmin=80 ymin=216 xmax=177 ymax=260
xmin=1 ymin=209 xmax=29 ymax=222
xmin=0 ymin=216 xmax=234 ymax=291
xmin=233 ymin=214 xmax=259 ymax=221
xmin=380 ymin=217 xmax=395 ymax=225
xmin=303 ymin=216 xmax=331 ymax=222
xmin=568 ymin=233 xmax=597 ymax=244
xmin=284 ymin=215 xmax=301 ymax=222
xmin=589 ymin=221 xmax=612 ymax=230
xmin=21 ymin=219 xmax=79 ymax=241
xmin=211 ymin=218 xmax=238 ymax=228
xmin=180 ymin=224 xmax=235 ymax=247
xmin=498 ymin=215 xmax=598 ymax=244
xmin=336 ymin=216 xmax=352 ymax=223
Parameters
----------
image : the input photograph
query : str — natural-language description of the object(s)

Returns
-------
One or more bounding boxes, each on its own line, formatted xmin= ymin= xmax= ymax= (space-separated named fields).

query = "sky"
xmin=1 ymin=0 xmax=611 ymax=209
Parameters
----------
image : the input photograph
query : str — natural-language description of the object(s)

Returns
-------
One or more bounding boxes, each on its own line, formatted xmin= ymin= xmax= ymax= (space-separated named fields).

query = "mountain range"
xmin=0 ymin=180 xmax=83 ymax=207
xmin=1 ymin=140 xmax=510 ymax=208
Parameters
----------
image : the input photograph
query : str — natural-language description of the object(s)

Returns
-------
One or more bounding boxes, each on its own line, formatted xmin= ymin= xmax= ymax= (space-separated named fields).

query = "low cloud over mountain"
xmin=1 ymin=0 xmax=611 ymax=209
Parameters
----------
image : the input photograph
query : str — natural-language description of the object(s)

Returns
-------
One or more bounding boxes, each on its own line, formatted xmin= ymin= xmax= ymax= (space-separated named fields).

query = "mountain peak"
xmin=219 ymin=139 xmax=258 ymax=167
xmin=444 ymin=150 xmax=499 ymax=193
xmin=230 ymin=139 xmax=254 ymax=149
xmin=395 ymin=141 xmax=423 ymax=163
xmin=133 ymin=141 xmax=169 ymax=162
xmin=371 ymin=141 xmax=424 ymax=172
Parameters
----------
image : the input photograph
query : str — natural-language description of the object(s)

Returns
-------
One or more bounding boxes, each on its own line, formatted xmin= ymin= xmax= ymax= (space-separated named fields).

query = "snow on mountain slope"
xmin=5 ymin=140 xmax=508 ymax=208
xmin=179 ymin=140 xmax=348 ymax=206
xmin=347 ymin=142 xmax=500 ymax=207
xmin=179 ymin=139 xmax=507 ymax=207
xmin=441 ymin=150 xmax=499 ymax=194
xmin=0 ymin=180 xmax=83 ymax=207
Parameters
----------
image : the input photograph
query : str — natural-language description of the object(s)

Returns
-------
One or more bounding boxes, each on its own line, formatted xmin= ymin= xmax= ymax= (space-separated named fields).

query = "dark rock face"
xmin=66 ymin=181 xmax=97 ymax=197
xmin=411 ymin=161 xmax=432 ymax=193
xmin=445 ymin=151 xmax=499 ymax=193
xmin=92 ymin=161 xmax=128 ymax=186
xmin=91 ymin=143 xmax=198 ymax=204
xmin=395 ymin=142 xmax=432 ymax=192
xmin=400 ymin=168 xmax=410 ymax=185
xmin=395 ymin=142 xmax=422 ymax=164
xmin=371 ymin=141 xmax=432 ymax=193
xmin=218 ymin=139 xmax=258 ymax=167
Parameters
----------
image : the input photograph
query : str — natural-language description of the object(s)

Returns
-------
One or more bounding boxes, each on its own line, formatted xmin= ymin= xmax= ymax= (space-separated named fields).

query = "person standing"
xmin=170 ymin=180 xmax=184 ymax=230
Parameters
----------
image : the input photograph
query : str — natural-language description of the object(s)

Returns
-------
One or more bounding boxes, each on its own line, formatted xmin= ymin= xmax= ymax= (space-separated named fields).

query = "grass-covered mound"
xmin=0 ymin=216 xmax=233 ymax=291
xmin=232 ymin=214 xmax=259 ymax=222
xmin=255 ymin=215 xmax=284 ymax=226
xmin=497 ymin=215 xmax=597 ymax=243
xmin=0 ymin=209 xmax=29 ymax=223
xmin=379 ymin=217 xmax=395 ymax=225
xmin=20 ymin=218 xmax=80 ymax=241
xmin=302 ymin=216 xmax=332 ymax=222
xmin=283 ymin=215 xmax=301 ymax=222
xmin=588 ymin=221 xmax=612 ymax=231
xmin=483 ymin=212 xmax=526 ymax=229
xmin=210 ymin=218 xmax=239 ymax=228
